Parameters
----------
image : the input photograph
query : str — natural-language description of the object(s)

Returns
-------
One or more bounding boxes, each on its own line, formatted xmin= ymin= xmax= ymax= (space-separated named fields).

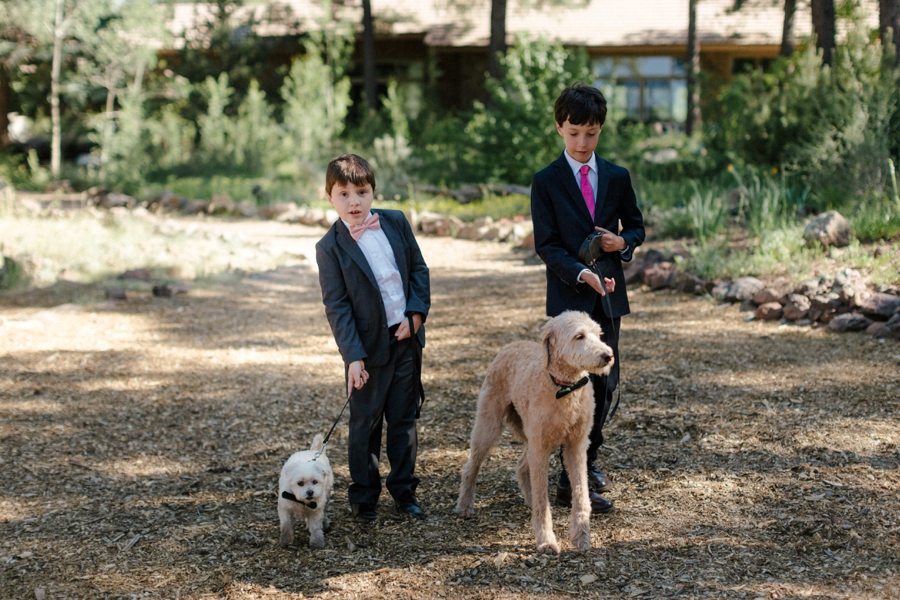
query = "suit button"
xmin=383 ymin=324 xmax=387 ymax=328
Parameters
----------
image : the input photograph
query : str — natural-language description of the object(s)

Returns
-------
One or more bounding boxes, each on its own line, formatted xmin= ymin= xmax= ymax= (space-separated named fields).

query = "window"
xmin=593 ymin=57 xmax=688 ymax=126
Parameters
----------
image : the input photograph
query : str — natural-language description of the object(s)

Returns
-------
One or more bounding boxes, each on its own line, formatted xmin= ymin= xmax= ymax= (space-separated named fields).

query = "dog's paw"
xmin=570 ymin=529 xmax=591 ymax=552
xmin=536 ymin=541 xmax=560 ymax=555
xmin=453 ymin=503 xmax=475 ymax=518
xmin=280 ymin=533 xmax=294 ymax=548
xmin=309 ymin=533 xmax=326 ymax=549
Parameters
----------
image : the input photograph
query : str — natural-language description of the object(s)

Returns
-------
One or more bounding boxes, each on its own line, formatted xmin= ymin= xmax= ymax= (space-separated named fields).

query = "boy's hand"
xmin=594 ymin=226 xmax=627 ymax=253
xmin=583 ymin=271 xmax=616 ymax=296
xmin=394 ymin=313 xmax=422 ymax=341
xmin=347 ymin=360 xmax=368 ymax=398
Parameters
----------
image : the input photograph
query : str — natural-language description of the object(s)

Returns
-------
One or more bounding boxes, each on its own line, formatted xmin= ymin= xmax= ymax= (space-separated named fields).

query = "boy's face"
xmin=556 ymin=119 xmax=602 ymax=164
xmin=326 ymin=181 xmax=375 ymax=226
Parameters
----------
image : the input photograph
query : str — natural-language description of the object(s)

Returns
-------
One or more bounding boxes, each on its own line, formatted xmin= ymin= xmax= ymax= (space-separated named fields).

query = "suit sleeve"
xmin=531 ymin=173 xmax=590 ymax=289
xmin=400 ymin=218 xmax=430 ymax=321
xmin=615 ymin=170 xmax=645 ymax=263
xmin=316 ymin=241 xmax=367 ymax=365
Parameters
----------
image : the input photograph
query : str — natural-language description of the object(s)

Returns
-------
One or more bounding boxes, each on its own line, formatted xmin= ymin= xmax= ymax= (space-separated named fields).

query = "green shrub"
xmin=851 ymin=197 xmax=900 ymax=241
xmin=687 ymin=182 xmax=728 ymax=244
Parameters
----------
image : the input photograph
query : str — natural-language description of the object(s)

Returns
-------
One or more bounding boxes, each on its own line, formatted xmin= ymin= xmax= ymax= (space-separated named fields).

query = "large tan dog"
xmin=455 ymin=311 xmax=614 ymax=554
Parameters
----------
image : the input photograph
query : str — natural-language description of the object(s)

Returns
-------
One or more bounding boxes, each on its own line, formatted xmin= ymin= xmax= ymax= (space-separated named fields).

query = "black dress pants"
xmin=347 ymin=337 xmax=420 ymax=505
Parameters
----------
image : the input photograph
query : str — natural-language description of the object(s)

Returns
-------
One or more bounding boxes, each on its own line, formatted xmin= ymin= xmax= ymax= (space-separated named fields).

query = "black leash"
xmin=408 ymin=314 xmax=426 ymax=418
xmin=589 ymin=261 xmax=622 ymax=421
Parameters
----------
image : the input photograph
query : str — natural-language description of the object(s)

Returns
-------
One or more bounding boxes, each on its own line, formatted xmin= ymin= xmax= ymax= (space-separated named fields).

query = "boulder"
xmin=828 ymin=312 xmax=873 ymax=332
xmin=257 ymin=202 xmax=298 ymax=220
xmin=752 ymin=287 xmax=784 ymax=305
xmin=803 ymin=210 xmax=850 ymax=248
xmin=725 ymin=277 xmax=764 ymax=303
xmin=711 ymin=281 xmax=731 ymax=302
xmin=236 ymin=199 xmax=257 ymax=218
xmin=858 ymin=292 xmax=900 ymax=321
xmin=97 ymin=192 xmax=136 ymax=209
xmin=457 ymin=216 xmax=494 ymax=241
xmin=207 ymin=193 xmax=235 ymax=215
xmin=886 ymin=314 xmax=900 ymax=339
xmin=622 ymin=258 xmax=645 ymax=285
xmin=518 ymin=231 xmax=535 ymax=251
xmin=182 ymin=199 xmax=209 ymax=215
xmin=782 ymin=293 xmax=811 ymax=321
xmin=117 ymin=268 xmax=152 ymax=281
xmin=831 ymin=268 xmax=869 ymax=307
xmin=642 ymin=261 xmax=677 ymax=290
xmin=147 ymin=190 xmax=187 ymax=212
xmin=755 ymin=302 xmax=783 ymax=321
xmin=675 ymin=271 xmax=705 ymax=295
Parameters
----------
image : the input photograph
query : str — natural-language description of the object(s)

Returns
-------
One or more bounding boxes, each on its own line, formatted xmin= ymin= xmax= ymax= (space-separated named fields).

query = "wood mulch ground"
xmin=2 ymin=217 xmax=899 ymax=599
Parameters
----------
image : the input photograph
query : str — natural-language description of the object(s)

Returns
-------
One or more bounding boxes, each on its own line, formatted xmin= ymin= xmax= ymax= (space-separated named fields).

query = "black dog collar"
xmin=281 ymin=491 xmax=317 ymax=509
xmin=550 ymin=374 xmax=590 ymax=399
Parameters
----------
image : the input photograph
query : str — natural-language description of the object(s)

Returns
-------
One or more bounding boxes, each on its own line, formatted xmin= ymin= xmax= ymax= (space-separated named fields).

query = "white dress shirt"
xmin=343 ymin=212 xmax=407 ymax=327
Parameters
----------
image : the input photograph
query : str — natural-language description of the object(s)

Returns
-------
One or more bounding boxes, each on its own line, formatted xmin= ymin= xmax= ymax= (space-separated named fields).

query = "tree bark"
xmin=51 ymin=0 xmax=65 ymax=179
xmin=685 ymin=0 xmax=700 ymax=135
xmin=811 ymin=0 xmax=836 ymax=66
xmin=488 ymin=0 xmax=508 ymax=80
xmin=0 ymin=68 xmax=10 ymax=149
xmin=361 ymin=0 xmax=377 ymax=110
xmin=880 ymin=0 xmax=900 ymax=66
xmin=780 ymin=0 xmax=797 ymax=57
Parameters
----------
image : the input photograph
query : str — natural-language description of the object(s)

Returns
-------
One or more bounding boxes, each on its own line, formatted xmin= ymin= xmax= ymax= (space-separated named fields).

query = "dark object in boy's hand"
xmin=578 ymin=231 xmax=605 ymax=265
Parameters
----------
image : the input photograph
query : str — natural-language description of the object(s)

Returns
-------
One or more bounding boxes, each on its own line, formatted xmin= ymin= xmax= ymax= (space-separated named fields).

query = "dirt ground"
xmin=2 ymin=217 xmax=899 ymax=600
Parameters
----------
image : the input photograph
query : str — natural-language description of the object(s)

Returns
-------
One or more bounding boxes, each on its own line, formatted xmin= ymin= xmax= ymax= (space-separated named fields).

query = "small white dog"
xmin=278 ymin=434 xmax=333 ymax=548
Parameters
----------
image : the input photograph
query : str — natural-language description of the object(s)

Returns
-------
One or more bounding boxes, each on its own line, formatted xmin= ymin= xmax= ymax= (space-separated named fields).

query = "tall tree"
xmin=685 ymin=0 xmax=701 ymax=135
xmin=811 ymin=0 xmax=836 ymax=66
xmin=780 ymin=0 xmax=797 ymax=57
xmin=361 ymin=0 xmax=377 ymax=110
xmin=880 ymin=0 xmax=900 ymax=65
xmin=488 ymin=0 xmax=508 ymax=79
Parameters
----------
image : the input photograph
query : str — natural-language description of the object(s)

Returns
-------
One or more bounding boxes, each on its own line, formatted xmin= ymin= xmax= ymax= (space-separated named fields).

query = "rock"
xmin=875 ymin=284 xmax=900 ymax=296
xmin=828 ymin=312 xmax=873 ymax=332
xmin=725 ymin=277 xmax=764 ymax=303
xmin=509 ymin=222 xmax=531 ymax=243
xmin=275 ymin=207 xmax=310 ymax=224
xmin=675 ymin=271 xmax=704 ymax=295
xmin=803 ymin=210 xmax=850 ymax=248
xmin=152 ymin=283 xmax=189 ymax=297
xmin=641 ymin=249 xmax=667 ymax=267
xmin=866 ymin=322 xmax=890 ymax=337
xmin=642 ymin=261 xmax=677 ymax=290
xmin=207 ymin=193 xmax=235 ymax=215
xmin=182 ymin=199 xmax=209 ymax=215
xmin=831 ymin=268 xmax=869 ymax=307
xmin=457 ymin=216 xmax=494 ymax=241
xmin=752 ymin=287 xmax=784 ymax=305
xmin=782 ymin=293 xmax=811 ymax=321
xmin=236 ymin=199 xmax=257 ymax=218
xmin=711 ymin=281 xmax=731 ymax=302
xmin=257 ymin=202 xmax=298 ymax=220
xmin=518 ymin=231 xmax=535 ymax=251
xmin=858 ymin=292 xmax=900 ymax=321
xmin=794 ymin=276 xmax=831 ymax=297
xmin=484 ymin=219 xmax=514 ymax=242
xmin=97 ymin=192 xmax=136 ymax=209
xmin=755 ymin=302 xmax=783 ymax=320
xmin=147 ymin=190 xmax=186 ymax=212
xmin=886 ymin=314 xmax=900 ymax=339
xmin=623 ymin=258 xmax=645 ymax=285
xmin=117 ymin=269 xmax=152 ymax=281
xmin=321 ymin=209 xmax=339 ymax=227
xmin=807 ymin=305 xmax=825 ymax=322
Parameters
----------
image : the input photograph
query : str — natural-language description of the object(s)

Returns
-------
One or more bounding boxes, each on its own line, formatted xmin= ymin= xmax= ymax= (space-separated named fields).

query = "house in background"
xmin=167 ymin=0 xmax=881 ymax=127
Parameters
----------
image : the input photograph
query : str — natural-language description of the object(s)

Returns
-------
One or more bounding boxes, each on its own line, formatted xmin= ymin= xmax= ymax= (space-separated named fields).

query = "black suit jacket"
xmin=316 ymin=209 xmax=430 ymax=368
xmin=531 ymin=152 xmax=645 ymax=319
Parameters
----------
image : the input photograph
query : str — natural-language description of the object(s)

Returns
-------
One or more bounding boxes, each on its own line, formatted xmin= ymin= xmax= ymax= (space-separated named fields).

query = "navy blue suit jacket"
xmin=531 ymin=152 xmax=645 ymax=319
xmin=316 ymin=209 xmax=430 ymax=369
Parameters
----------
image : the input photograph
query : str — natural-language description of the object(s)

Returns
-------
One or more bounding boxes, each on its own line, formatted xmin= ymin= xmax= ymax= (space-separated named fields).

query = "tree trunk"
xmin=361 ymin=0 xmax=377 ymax=110
xmin=811 ymin=0 xmax=836 ymax=66
xmin=780 ymin=0 xmax=797 ymax=57
xmin=99 ymin=76 xmax=117 ymax=182
xmin=685 ymin=0 xmax=700 ymax=136
xmin=488 ymin=0 xmax=508 ymax=80
xmin=881 ymin=0 xmax=900 ymax=66
xmin=50 ymin=0 xmax=65 ymax=179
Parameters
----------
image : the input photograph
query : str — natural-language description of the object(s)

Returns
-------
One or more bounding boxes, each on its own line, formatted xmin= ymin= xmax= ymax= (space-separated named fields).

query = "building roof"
xmin=166 ymin=0 xmax=881 ymax=50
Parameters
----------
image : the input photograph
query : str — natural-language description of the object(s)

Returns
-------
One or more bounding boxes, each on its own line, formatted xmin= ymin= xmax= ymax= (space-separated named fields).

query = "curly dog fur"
xmin=455 ymin=311 xmax=614 ymax=554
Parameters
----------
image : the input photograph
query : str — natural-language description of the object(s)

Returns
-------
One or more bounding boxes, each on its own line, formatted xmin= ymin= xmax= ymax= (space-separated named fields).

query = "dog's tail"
xmin=310 ymin=433 xmax=324 ymax=452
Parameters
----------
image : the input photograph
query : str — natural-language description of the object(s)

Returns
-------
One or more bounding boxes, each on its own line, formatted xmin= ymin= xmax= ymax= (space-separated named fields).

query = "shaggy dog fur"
xmin=455 ymin=311 xmax=614 ymax=554
xmin=278 ymin=434 xmax=333 ymax=548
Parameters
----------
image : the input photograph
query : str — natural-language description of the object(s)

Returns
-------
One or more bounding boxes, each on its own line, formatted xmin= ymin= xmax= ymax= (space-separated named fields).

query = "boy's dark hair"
xmin=554 ymin=83 xmax=607 ymax=127
xmin=326 ymin=154 xmax=377 ymax=195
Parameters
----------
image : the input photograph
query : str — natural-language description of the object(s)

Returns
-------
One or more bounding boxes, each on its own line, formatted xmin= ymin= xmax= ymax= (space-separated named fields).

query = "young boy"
xmin=315 ymin=154 xmax=430 ymax=522
xmin=531 ymin=83 xmax=645 ymax=514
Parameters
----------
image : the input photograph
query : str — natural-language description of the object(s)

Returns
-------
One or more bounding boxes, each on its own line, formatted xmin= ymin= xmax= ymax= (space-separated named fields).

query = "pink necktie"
xmin=579 ymin=165 xmax=595 ymax=219
xmin=349 ymin=213 xmax=381 ymax=241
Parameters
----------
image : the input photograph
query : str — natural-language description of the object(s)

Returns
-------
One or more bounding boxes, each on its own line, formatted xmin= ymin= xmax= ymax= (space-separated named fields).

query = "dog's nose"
xmin=306 ymin=489 xmax=315 ymax=497
xmin=600 ymin=351 xmax=613 ymax=364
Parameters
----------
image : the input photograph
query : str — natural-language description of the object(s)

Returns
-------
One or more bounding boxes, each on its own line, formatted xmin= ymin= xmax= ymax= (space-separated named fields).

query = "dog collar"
xmin=550 ymin=374 xmax=590 ymax=399
xmin=281 ymin=491 xmax=317 ymax=509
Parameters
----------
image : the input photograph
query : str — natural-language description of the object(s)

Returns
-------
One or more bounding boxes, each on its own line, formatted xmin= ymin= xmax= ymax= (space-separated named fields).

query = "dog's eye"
xmin=575 ymin=334 xmax=585 ymax=340
xmin=296 ymin=480 xmax=304 ymax=486
xmin=311 ymin=479 xmax=318 ymax=485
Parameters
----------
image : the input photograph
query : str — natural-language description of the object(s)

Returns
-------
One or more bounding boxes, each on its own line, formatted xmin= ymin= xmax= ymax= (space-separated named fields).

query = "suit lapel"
xmin=553 ymin=153 xmax=594 ymax=223
xmin=335 ymin=220 xmax=379 ymax=289
xmin=377 ymin=210 xmax=409 ymax=291
xmin=593 ymin=157 xmax=610 ymax=222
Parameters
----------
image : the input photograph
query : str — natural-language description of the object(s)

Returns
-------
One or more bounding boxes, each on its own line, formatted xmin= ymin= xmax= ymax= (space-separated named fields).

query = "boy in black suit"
xmin=531 ymin=84 xmax=645 ymax=514
xmin=315 ymin=154 xmax=431 ymax=522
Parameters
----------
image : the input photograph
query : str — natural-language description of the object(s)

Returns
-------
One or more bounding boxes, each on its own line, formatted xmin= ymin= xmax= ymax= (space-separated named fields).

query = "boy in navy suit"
xmin=315 ymin=154 xmax=430 ymax=522
xmin=531 ymin=84 xmax=645 ymax=514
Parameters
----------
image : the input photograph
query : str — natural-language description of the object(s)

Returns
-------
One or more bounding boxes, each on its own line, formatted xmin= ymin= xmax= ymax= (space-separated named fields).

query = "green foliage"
xmin=687 ymin=182 xmax=728 ymax=245
xmin=706 ymin=20 xmax=900 ymax=210
xmin=850 ymin=197 xmax=900 ymax=241
xmin=412 ymin=192 xmax=531 ymax=223
xmin=465 ymin=36 xmax=592 ymax=186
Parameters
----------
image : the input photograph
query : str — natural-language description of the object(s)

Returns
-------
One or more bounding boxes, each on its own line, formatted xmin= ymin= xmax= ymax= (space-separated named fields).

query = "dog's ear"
xmin=542 ymin=330 xmax=553 ymax=369
xmin=310 ymin=434 xmax=324 ymax=452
